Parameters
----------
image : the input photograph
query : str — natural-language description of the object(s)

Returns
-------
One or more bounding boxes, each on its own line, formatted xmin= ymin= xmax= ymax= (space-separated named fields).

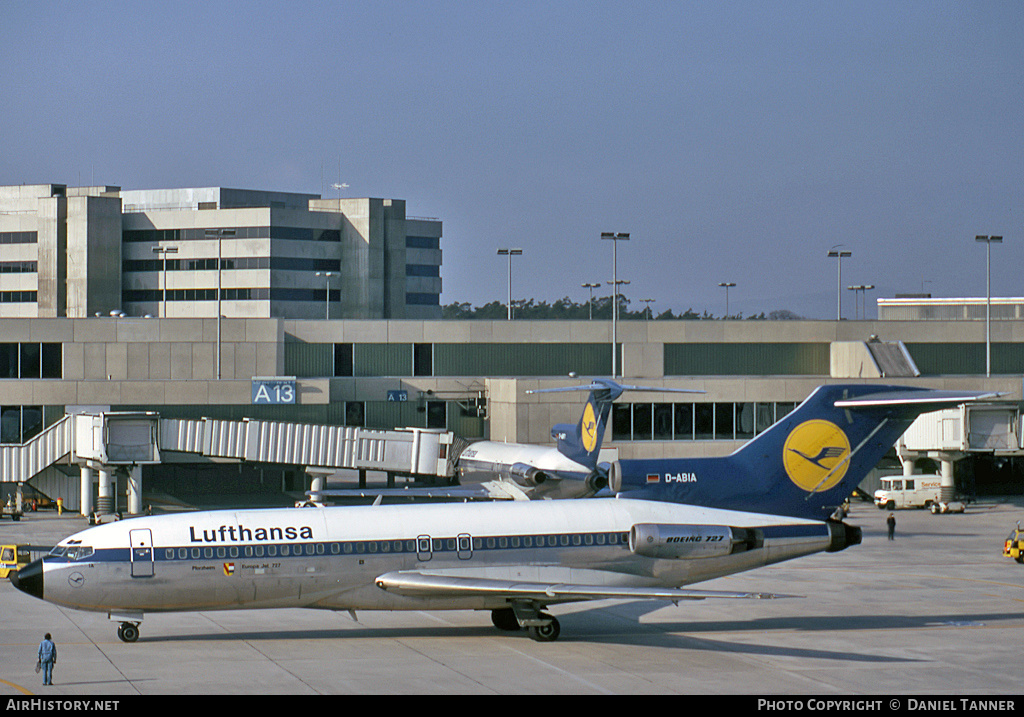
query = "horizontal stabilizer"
xmin=834 ymin=389 xmax=1001 ymax=409
xmin=374 ymin=570 xmax=797 ymax=602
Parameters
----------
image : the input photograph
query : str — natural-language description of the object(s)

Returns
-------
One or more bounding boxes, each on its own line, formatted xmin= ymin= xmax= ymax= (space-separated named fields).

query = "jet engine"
xmin=826 ymin=521 xmax=862 ymax=552
xmin=509 ymin=463 xmax=551 ymax=487
xmin=629 ymin=523 xmax=763 ymax=560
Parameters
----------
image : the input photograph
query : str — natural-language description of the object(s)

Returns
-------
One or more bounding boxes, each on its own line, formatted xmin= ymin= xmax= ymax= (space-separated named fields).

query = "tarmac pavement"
xmin=2 ymin=499 xmax=1024 ymax=696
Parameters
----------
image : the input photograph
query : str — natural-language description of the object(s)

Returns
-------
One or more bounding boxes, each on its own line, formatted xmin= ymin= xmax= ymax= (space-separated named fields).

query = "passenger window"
xmin=2 ymin=548 xmax=14 ymax=561
xmin=906 ymin=480 xmax=915 ymax=490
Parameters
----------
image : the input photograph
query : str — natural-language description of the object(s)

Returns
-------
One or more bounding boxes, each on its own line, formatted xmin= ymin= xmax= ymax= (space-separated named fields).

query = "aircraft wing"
xmin=374 ymin=570 xmax=793 ymax=603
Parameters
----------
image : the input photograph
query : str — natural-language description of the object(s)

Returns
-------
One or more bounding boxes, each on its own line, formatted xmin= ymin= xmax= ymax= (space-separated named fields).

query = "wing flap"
xmin=374 ymin=570 xmax=793 ymax=602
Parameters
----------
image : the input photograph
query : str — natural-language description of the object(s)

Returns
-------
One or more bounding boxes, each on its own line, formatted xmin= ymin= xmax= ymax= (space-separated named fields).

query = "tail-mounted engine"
xmin=629 ymin=524 xmax=763 ymax=560
xmin=826 ymin=521 xmax=862 ymax=552
xmin=509 ymin=463 xmax=550 ymax=487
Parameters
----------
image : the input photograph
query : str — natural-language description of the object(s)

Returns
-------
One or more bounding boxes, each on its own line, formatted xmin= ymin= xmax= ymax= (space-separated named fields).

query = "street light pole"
xmin=846 ymin=284 xmax=875 ymax=321
xmin=718 ymin=282 xmax=736 ymax=318
xmin=601 ymin=232 xmax=629 ymax=377
xmin=316 ymin=271 xmax=336 ymax=320
xmin=581 ymin=282 xmax=600 ymax=320
xmin=641 ymin=298 xmax=654 ymax=320
xmin=496 ymin=248 xmax=523 ymax=320
xmin=976 ymin=235 xmax=1003 ymax=376
xmin=827 ymin=248 xmax=852 ymax=320
xmin=205 ymin=229 xmax=236 ymax=379
xmin=151 ymin=245 xmax=178 ymax=318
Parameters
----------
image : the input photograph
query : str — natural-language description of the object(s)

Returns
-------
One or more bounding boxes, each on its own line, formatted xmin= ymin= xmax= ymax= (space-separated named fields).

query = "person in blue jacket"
xmin=38 ymin=633 xmax=56 ymax=686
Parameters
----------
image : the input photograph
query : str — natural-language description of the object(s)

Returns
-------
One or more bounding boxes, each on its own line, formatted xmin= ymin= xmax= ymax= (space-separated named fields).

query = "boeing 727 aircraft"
xmin=10 ymin=384 xmax=990 ymax=643
xmin=454 ymin=379 xmax=699 ymax=499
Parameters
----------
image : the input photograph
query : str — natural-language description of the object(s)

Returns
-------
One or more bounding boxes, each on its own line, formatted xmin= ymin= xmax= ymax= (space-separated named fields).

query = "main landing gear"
xmin=491 ymin=606 xmax=561 ymax=642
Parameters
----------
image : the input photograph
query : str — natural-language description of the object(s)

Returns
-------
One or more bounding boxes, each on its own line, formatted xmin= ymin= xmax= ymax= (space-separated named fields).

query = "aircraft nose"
xmin=10 ymin=558 xmax=44 ymax=600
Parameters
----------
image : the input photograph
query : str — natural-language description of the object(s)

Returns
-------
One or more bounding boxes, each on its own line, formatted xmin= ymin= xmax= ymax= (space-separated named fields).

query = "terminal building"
xmin=1 ymin=183 xmax=1022 ymax=514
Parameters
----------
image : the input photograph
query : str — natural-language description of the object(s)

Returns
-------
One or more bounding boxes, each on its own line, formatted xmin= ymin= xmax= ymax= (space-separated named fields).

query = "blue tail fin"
xmin=609 ymin=384 xmax=997 ymax=520
xmin=549 ymin=381 xmax=623 ymax=468
xmin=530 ymin=379 xmax=702 ymax=470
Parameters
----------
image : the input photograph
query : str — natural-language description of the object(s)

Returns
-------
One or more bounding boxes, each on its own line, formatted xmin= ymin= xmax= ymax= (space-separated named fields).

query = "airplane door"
xmin=130 ymin=529 xmax=154 ymax=578
xmin=457 ymin=533 xmax=473 ymax=560
xmin=416 ymin=535 xmax=432 ymax=562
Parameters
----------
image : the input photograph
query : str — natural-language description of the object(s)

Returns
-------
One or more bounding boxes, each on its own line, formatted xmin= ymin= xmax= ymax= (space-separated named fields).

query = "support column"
xmin=80 ymin=465 xmax=94 ymax=517
xmin=939 ymin=453 xmax=956 ymax=502
xmin=97 ymin=467 xmax=114 ymax=514
xmin=127 ymin=465 xmax=142 ymax=515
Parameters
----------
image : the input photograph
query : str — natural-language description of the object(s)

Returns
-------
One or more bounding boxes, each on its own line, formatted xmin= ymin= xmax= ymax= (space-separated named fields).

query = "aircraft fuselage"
xmin=20 ymin=498 xmax=831 ymax=615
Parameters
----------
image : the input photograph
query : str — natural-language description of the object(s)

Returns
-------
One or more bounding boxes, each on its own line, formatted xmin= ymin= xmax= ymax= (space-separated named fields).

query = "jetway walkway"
xmin=898 ymin=401 xmax=1024 ymax=501
xmin=0 ymin=411 xmax=456 ymax=516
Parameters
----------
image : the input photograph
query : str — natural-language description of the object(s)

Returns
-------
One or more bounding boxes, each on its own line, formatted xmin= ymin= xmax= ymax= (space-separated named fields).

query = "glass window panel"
xmin=653 ymin=403 xmax=673 ymax=440
xmin=736 ymin=402 xmax=755 ymax=439
xmin=611 ymin=404 xmax=632 ymax=441
xmin=22 ymin=343 xmax=42 ymax=379
xmin=714 ymin=403 xmax=734 ymax=440
xmin=632 ymin=403 xmax=653 ymax=441
xmin=41 ymin=343 xmax=62 ymax=378
xmin=694 ymin=404 xmax=714 ymax=440
xmin=0 ymin=344 xmax=17 ymax=379
xmin=755 ymin=403 xmax=775 ymax=434
xmin=21 ymin=406 xmax=42 ymax=441
xmin=674 ymin=403 xmax=693 ymax=440
xmin=0 ymin=406 xmax=20 ymax=443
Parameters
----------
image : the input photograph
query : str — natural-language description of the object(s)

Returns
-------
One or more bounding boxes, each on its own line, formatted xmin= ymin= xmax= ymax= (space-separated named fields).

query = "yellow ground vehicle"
xmin=1003 ymin=523 xmax=1024 ymax=563
xmin=0 ymin=544 xmax=30 ymax=579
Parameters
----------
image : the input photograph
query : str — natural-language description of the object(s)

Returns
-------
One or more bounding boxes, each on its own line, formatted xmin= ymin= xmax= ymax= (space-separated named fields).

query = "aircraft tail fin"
xmin=611 ymin=384 xmax=1000 ymax=520
xmin=529 ymin=379 xmax=701 ymax=469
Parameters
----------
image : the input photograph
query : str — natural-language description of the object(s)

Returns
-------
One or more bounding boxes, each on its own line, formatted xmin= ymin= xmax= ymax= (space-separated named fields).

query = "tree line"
xmin=442 ymin=295 xmax=802 ymax=321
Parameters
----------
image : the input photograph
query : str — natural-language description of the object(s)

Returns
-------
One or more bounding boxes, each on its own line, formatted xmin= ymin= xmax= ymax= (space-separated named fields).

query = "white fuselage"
xmin=34 ymin=497 xmax=831 ymax=616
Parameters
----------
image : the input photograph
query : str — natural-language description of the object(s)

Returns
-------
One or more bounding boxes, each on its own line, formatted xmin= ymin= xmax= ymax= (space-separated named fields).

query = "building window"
xmin=0 ymin=232 xmax=37 ymax=244
xmin=334 ymin=343 xmax=354 ymax=377
xmin=426 ymin=401 xmax=446 ymax=429
xmin=413 ymin=344 xmax=432 ymax=377
xmin=345 ymin=401 xmax=364 ymax=427
xmin=406 ymin=264 xmax=440 ymax=277
xmin=0 ymin=343 xmax=61 ymax=379
xmin=0 ymin=405 xmax=43 ymax=444
xmin=406 ymin=236 xmax=440 ymax=249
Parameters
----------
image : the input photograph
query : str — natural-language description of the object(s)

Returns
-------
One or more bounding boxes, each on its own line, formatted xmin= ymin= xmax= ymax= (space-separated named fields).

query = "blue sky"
xmin=3 ymin=1 xmax=1022 ymax=319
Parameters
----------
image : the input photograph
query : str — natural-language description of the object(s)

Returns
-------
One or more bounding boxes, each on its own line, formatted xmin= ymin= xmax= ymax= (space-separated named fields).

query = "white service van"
xmin=874 ymin=475 xmax=942 ymax=510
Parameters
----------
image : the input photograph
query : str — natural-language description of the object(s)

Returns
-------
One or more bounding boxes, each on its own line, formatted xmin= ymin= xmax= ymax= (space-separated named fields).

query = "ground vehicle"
xmin=874 ymin=475 xmax=942 ymax=509
xmin=1 ymin=503 xmax=23 ymax=521
xmin=1004 ymin=523 xmax=1024 ymax=563
xmin=0 ymin=544 xmax=30 ymax=578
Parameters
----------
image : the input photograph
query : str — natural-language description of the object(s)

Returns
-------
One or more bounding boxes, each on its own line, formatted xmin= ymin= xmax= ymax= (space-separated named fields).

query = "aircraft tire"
xmin=491 ymin=608 xmax=521 ymax=631
xmin=527 ymin=615 xmax=560 ymax=642
xmin=118 ymin=623 xmax=140 ymax=643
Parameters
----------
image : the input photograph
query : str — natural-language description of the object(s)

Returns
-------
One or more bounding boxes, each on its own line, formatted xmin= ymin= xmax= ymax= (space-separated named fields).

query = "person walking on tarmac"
xmin=887 ymin=512 xmax=896 ymax=541
xmin=37 ymin=633 xmax=56 ymax=686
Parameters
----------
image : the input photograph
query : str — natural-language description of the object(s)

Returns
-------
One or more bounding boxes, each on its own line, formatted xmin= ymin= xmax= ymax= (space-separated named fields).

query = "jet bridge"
xmin=898 ymin=402 xmax=1022 ymax=500
xmin=0 ymin=412 xmax=455 ymax=516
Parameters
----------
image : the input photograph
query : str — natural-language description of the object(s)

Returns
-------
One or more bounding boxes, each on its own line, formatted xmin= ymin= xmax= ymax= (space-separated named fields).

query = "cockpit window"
xmin=48 ymin=546 xmax=67 ymax=557
xmin=67 ymin=546 xmax=94 ymax=560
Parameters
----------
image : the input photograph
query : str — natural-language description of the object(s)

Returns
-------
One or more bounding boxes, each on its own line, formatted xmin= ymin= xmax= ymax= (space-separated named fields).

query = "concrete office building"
xmin=0 ymin=183 xmax=442 ymax=322
xmin=3 ymin=182 xmax=1023 ymax=510
xmin=1 ymin=311 xmax=1023 ymax=514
